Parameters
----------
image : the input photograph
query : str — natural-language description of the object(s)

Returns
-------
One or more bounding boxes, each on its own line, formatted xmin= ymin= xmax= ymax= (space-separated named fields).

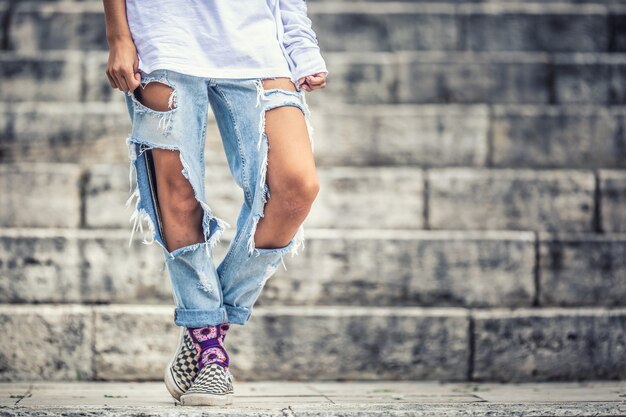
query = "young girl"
xmin=102 ymin=0 xmax=328 ymax=406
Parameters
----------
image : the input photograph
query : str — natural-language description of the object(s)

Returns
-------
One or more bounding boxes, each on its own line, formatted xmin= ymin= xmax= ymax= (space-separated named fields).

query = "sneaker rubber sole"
xmin=180 ymin=392 xmax=234 ymax=406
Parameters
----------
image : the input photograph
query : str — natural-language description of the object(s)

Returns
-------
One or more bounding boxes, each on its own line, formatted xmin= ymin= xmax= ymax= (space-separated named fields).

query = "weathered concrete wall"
xmin=0 ymin=0 xmax=625 ymax=383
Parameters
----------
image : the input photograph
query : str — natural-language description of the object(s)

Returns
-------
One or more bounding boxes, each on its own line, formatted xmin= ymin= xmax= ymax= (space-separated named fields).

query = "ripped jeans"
xmin=122 ymin=68 xmax=315 ymax=328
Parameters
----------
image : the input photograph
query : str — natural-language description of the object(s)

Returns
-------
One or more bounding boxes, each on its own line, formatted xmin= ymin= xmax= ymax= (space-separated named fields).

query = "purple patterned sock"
xmin=187 ymin=323 xmax=230 ymax=370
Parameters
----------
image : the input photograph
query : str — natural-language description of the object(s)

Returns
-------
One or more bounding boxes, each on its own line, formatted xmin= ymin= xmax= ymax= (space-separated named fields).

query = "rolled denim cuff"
xmin=225 ymin=304 xmax=252 ymax=325
xmin=174 ymin=307 xmax=229 ymax=328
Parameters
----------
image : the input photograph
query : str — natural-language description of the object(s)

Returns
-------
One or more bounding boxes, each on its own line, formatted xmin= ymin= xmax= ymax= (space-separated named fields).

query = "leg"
xmin=125 ymin=69 xmax=230 ymax=327
xmin=208 ymin=77 xmax=318 ymax=325
xmin=252 ymin=78 xmax=320 ymax=249
xmin=151 ymin=148 xmax=205 ymax=251
xmin=125 ymin=71 xmax=235 ymax=406
xmin=136 ymin=81 xmax=206 ymax=251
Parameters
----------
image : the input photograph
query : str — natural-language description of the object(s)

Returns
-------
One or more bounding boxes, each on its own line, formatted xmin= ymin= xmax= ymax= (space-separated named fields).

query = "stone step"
xmin=2 ymin=51 xmax=626 ymax=106
xmin=1 ymin=228 xmax=625 ymax=308
xmin=0 ymin=304 xmax=624 ymax=382
xmin=1 ymin=382 xmax=626 ymax=416
xmin=0 ymin=102 xmax=492 ymax=166
xmin=3 ymin=2 xmax=625 ymax=53
xmin=3 ymin=163 xmax=626 ymax=231
xmin=3 ymin=102 xmax=626 ymax=169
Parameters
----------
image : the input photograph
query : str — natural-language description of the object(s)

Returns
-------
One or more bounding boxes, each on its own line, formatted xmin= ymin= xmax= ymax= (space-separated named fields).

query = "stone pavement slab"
xmin=0 ymin=381 xmax=624 ymax=416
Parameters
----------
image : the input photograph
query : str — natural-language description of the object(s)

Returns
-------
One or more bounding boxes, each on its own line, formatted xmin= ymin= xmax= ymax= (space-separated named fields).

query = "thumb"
xmin=132 ymin=55 xmax=141 ymax=85
xmin=126 ymin=71 xmax=140 ymax=91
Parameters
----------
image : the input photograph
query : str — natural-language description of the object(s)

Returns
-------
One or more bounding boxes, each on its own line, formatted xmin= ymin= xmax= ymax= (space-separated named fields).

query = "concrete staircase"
xmin=0 ymin=0 xmax=625 ymax=383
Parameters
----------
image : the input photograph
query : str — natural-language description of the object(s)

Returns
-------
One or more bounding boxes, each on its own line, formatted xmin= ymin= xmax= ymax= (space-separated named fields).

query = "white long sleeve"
xmin=278 ymin=0 xmax=329 ymax=83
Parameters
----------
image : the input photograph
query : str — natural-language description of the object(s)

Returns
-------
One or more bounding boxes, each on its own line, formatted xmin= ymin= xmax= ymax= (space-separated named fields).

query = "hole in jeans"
xmin=133 ymin=81 xmax=177 ymax=112
xmin=261 ymin=77 xmax=298 ymax=93
xmin=150 ymin=147 xmax=207 ymax=254
xmin=245 ymin=77 xmax=314 ymax=267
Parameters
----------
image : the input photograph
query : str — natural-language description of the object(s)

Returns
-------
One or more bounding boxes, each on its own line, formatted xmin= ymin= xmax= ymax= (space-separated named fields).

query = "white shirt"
xmin=125 ymin=0 xmax=329 ymax=86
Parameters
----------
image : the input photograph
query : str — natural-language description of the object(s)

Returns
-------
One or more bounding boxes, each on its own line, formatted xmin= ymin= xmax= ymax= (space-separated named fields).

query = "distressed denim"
xmin=122 ymin=68 xmax=314 ymax=328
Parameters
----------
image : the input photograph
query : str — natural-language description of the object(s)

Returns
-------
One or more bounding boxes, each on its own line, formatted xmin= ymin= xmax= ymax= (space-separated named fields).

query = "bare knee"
xmin=270 ymin=173 xmax=320 ymax=216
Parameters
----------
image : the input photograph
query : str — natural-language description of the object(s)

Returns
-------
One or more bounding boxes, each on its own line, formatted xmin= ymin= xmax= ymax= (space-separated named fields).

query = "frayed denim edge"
xmin=244 ymin=79 xmax=316 ymax=271
xmin=124 ymin=134 xmax=231 ymax=270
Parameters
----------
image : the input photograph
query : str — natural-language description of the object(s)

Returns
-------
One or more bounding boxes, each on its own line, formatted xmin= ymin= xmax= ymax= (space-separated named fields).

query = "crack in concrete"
xmin=304 ymin=383 xmax=336 ymax=405
xmin=12 ymin=384 xmax=33 ymax=406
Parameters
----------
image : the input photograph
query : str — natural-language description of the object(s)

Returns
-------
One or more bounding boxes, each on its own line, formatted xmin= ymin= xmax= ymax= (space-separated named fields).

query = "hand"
xmin=297 ymin=72 xmax=327 ymax=92
xmin=105 ymin=36 xmax=141 ymax=94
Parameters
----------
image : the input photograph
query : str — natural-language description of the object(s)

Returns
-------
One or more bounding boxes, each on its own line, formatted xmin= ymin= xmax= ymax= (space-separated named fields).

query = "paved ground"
xmin=0 ymin=381 xmax=625 ymax=416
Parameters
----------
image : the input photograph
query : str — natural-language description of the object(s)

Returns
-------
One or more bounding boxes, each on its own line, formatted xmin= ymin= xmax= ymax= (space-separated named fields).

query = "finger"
xmin=112 ymin=73 xmax=126 ymax=92
xmin=123 ymin=68 xmax=139 ymax=92
xmin=306 ymin=75 xmax=325 ymax=86
xmin=133 ymin=55 xmax=141 ymax=85
xmin=115 ymin=70 xmax=131 ymax=93
xmin=311 ymin=80 xmax=327 ymax=91
xmin=128 ymin=57 xmax=141 ymax=91
xmin=105 ymin=70 xmax=117 ymax=89
xmin=306 ymin=74 xmax=324 ymax=82
xmin=109 ymin=70 xmax=125 ymax=92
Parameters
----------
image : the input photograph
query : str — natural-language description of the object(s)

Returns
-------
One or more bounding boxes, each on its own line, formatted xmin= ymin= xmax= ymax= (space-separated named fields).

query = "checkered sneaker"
xmin=164 ymin=324 xmax=230 ymax=401
xmin=180 ymin=363 xmax=234 ymax=406
xmin=186 ymin=363 xmax=234 ymax=396
xmin=166 ymin=328 xmax=199 ymax=398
